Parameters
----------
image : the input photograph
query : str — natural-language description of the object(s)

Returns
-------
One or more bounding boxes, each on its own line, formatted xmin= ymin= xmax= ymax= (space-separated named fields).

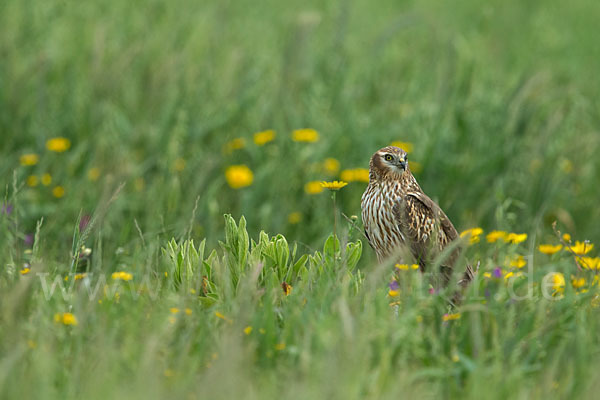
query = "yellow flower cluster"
xmin=20 ymin=153 xmax=39 ymax=166
xmin=112 ymin=271 xmax=133 ymax=281
xmin=569 ymin=241 xmax=593 ymax=255
xmin=509 ymin=255 xmax=526 ymax=268
xmin=538 ymin=244 xmax=563 ymax=255
xmin=292 ymin=129 xmax=319 ymax=142
xmin=46 ymin=137 xmax=71 ymax=152
xmin=578 ymin=257 xmax=599 ymax=270
xmin=395 ymin=263 xmax=420 ymax=270
xmin=223 ymin=138 xmax=246 ymax=153
xmin=320 ymin=181 xmax=348 ymax=190
xmin=340 ymin=168 xmax=370 ymax=183
xmin=390 ymin=141 xmax=413 ymax=153
xmin=52 ymin=186 xmax=65 ymax=198
xmin=460 ymin=227 xmax=483 ymax=244
xmin=549 ymin=272 xmax=565 ymax=295
xmin=505 ymin=233 xmax=527 ymax=244
xmin=253 ymin=130 xmax=276 ymax=146
xmin=443 ymin=313 xmax=461 ymax=321
xmin=323 ymin=158 xmax=340 ymax=175
xmin=54 ymin=312 xmax=78 ymax=326
xmin=305 ymin=181 xmax=324 ymax=194
xmin=225 ymin=165 xmax=254 ymax=189
xmin=486 ymin=230 xmax=507 ymax=243
xmin=288 ymin=212 xmax=302 ymax=224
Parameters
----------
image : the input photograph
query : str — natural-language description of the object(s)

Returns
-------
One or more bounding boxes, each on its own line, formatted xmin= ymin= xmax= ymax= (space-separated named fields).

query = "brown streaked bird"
xmin=361 ymin=146 xmax=473 ymax=287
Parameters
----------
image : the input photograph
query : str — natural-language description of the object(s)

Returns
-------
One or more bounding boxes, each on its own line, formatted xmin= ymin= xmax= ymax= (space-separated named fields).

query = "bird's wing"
xmin=393 ymin=191 xmax=458 ymax=271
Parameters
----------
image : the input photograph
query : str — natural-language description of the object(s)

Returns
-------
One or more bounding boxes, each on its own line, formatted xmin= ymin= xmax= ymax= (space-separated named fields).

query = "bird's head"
xmin=369 ymin=146 xmax=409 ymax=181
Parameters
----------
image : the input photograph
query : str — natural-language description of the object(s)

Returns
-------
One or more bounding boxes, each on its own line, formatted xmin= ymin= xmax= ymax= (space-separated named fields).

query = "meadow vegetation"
xmin=1 ymin=0 xmax=600 ymax=398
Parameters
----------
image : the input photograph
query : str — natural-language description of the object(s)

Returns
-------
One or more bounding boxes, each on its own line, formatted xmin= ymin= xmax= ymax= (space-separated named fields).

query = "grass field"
xmin=2 ymin=0 xmax=600 ymax=398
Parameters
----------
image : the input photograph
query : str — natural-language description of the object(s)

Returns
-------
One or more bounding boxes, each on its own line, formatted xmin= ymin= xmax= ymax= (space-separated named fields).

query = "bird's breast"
xmin=361 ymin=181 xmax=406 ymax=261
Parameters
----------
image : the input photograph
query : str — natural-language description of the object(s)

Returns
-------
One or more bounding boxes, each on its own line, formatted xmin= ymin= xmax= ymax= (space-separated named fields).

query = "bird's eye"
xmin=384 ymin=154 xmax=393 ymax=162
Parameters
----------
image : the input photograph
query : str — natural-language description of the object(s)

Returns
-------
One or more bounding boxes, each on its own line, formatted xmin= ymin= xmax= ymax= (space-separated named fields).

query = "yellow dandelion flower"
xmin=550 ymin=272 xmax=565 ymax=294
xmin=52 ymin=186 xmax=65 ymax=198
xmin=340 ymin=168 xmax=370 ymax=183
xmin=244 ymin=326 xmax=253 ymax=335
xmin=569 ymin=241 xmax=593 ymax=255
xmin=41 ymin=173 xmax=52 ymax=186
xmin=275 ymin=343 xmax=286 ymax=351
xmin=253 ymin=130 xmax=275 ymax=146
xmin=304 ymin=181 xmax=324 ymax=194
xmin=578 ymin=257 xmax=599 ymax=270
xmin=26 ymin=175 xmax=39 ymax=187
xmin=390 ymin=141 xmax=414 ymax=153
xmin=20 ymin=153 xmax=39 ymax=166
xmin=55 ymin=312 xmax=78 ymax=326
xmin=509 ymin=255 xmax=526 ymax=269
xmin=505 ymin=233 xmax=527 ymax=244
xmin=320 ymin=181 xmax=348 ymax=190
xmin=486 ymin=230 xmax=507 ymax=243
xmin=483 ymin=272 xmax=491 ymax=278
xmin=173 ymin=158 xmax=186 ymax=172
xmin=562 ymin=233 xmax=571 ymax=242
xmin=442 ymin=313 xmax=461 ymax=322
xmin=460 ymin=227 xmax=483 ymax=244
xmin=46 ymin=137 xmax=71 ymax=152
xmin=170 ymin=307 xmax=180 ymax=314
xmin=538 ymin=244 xmax=562 ymax=255
xmin=223 ymin=138 xmax=246 ymax=153
xmin=292 ymin=128 xmax=319 ymax=142
xmin=20 ymin=268 xmax=31 ymax=275
xmin=88 ymin=167 xmax=100 ymax=181
xmin=504 ymin=271 xmax=515 ymax=279
xmin=225 ymin=165 xmax=254 ymax=189
xmin=571 ymin=276 xmax=586 ymax=289
xmin=74 ymin=273 xmax=87 ymax=280
xmin=288 ymin=212 xmax=302 ymax=224
xmin=111 ymin=271 xmax=133 ymax=281
xmin=388 ymin=289 xmax=400 ymax=297
xmin=185 ymin=308 xmax=192 ymax=315
xmin=323 ymin=158 xmax=340 ymax=175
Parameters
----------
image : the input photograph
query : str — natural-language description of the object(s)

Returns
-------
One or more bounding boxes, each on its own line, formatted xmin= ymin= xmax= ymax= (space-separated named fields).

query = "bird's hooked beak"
xmin=397 ymin=157 xmax=407 ymax=171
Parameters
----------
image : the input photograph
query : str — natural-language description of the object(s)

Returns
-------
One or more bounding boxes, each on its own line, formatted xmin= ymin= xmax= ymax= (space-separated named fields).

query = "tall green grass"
xmin=1 ymin=0 xmax=600 ymax=398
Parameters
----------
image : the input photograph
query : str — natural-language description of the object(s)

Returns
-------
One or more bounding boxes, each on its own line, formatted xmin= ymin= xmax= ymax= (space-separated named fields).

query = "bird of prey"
xmin=361 ymin=146 xmax=473 ymax=287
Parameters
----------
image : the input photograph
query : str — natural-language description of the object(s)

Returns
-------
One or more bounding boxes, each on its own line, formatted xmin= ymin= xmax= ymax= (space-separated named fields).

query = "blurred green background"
xmin=2 ymin=0 xmax=599 ymax=258
xmin=2 ymin=1 xmax=600 ymax=399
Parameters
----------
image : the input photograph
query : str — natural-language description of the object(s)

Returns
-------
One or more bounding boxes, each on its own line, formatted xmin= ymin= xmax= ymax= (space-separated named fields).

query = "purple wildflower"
xmin=389 ymin=280 xmax=399 ymax=291
xmin=24 ymin=234 xmax=34 ymax=246
xmin=1 ymin=203 xmax=13 ymax=215
xmin=493 ymin=267 xmax=502 ymax=278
